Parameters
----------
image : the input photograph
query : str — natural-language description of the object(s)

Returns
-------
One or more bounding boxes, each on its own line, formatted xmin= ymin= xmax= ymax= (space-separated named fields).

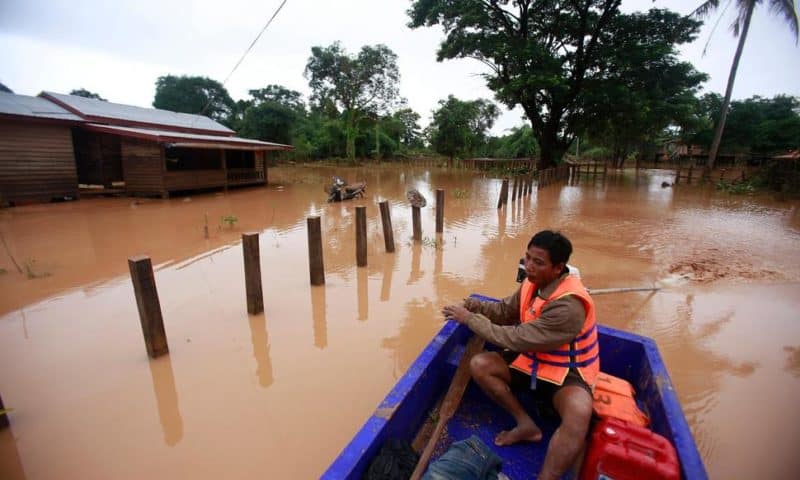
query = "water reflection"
xmin=380 ymin=251 xmax=396 ymax=302
xmin=408 ymin=243 xmax=423 ymax=285
xmin=357 ymin=267 xmax=368 ymax=321
xmin=147 ymin=355 xmax=183 ymax=446
xmin=310 ymin=286 xmax=327 ymax=349
xmin=248 ymin=313 xmax=273 ymax=388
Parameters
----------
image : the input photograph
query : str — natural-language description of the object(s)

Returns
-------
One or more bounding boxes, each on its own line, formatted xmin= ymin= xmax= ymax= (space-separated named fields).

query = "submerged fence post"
xmin=497 ymin=179 xmax=509 ymax=209
xmin=435 ymin=189 xmax=444 ymax=233
xmin=511 ymin=177 xmax=518 ymax=201
xmin=379 ymin=201 xmax=395 ymax=253
xmin=242 ymin=232 xmax=263 ymax=315
xmin=412 ymin=206 xmax=422 ymax=242
xmin=128 ymin=255 xmax=169 ymax=358
xmin=356 ymin=206 xmax=367 ymax=267
xmin=307 ymin=216 xmax=325 ymax=285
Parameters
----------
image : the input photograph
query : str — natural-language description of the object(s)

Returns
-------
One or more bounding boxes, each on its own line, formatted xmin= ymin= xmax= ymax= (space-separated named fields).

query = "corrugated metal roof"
xmin=0 ymin=92 xmax=84 ymax=122
xmin=83 ymin=123 xmax=293 ymax=150
xmin=42 ymin=91 xmax=234 ymax=135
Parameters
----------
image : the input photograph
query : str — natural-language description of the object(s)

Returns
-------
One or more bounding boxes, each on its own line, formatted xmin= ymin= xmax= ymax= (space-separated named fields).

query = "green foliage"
xmin=429 ymin=95 xmax=499 ymax=160
xmin=220 ymin=215 xmax=238 ymax=229
xmin=153 ymin=75 xmax=235 ymax=126
xmin=408 ymin=1 xmax=703 ymax=168
xmin=716 ymin=179 xmax=757 ymax=195
xmin=69 ymin=88 xmax=106 ymax=101
xmin=305 ymin=42 xmax=401 ymax=160
xmin=492 ymin=125 xmax=538 ymax=159
xmin=688 ymin=95 xmax=800 ymax=156
xmin=238 ymin=85 xmax=306 ymax=146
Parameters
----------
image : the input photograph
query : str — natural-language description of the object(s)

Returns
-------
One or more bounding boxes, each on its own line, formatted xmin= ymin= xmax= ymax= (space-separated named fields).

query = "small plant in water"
xmin=24 ymin=259 xmax=51 ymax=279
xmin=421 ymin=236 xmax=444 ymax=249
xmin=220 ymin=215 xmax=239 ymax=229
xmin=452 ymin=188 xmax=469 ymax=199
xmin=0 ymin=267 xmax=6 ymax=275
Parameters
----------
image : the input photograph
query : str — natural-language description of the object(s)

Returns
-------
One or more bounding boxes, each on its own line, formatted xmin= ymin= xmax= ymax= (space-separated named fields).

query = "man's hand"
xmin=462 ymin=297 xmax=481 ymax=312
xmin=442 ymin=304 xmax=472 ymax=324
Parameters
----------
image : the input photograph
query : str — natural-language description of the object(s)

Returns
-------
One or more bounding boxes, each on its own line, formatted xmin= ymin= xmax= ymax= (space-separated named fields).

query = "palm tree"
xmin=693 ymin=0 xmax=799 ymax=172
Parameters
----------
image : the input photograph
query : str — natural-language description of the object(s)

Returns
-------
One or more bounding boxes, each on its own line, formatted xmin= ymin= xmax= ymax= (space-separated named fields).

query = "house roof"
xmin=40 ymin=91 xmax=235 ymax=136
xmin=83 ymin=123 xmax=293 ymax=151
xmin=0 ymin=91 xmax=84 ymax=123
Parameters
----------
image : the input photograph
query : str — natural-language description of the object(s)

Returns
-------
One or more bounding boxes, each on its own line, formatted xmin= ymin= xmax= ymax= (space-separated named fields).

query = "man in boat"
xmin=441 ymin=230 xmax=598 ymax=480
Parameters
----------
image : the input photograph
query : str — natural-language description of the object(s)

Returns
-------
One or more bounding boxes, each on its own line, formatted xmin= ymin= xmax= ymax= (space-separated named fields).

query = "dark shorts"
xmin=501 ymin=350 xmax=593 ymax=405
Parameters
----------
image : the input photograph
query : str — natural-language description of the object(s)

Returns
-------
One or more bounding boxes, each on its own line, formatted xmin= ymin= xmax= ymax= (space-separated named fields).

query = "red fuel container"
xmin=580 ymin=417 xmax=680 ymax=480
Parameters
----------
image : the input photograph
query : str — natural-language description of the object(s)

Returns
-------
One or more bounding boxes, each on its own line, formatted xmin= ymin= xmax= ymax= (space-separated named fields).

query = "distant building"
xmin=0 ymin=91 xmax=292 ymax=205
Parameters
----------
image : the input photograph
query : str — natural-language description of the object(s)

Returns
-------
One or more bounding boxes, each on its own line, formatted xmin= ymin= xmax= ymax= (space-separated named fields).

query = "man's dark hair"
xmin=528 ymin=230 xmax=572 ymax=266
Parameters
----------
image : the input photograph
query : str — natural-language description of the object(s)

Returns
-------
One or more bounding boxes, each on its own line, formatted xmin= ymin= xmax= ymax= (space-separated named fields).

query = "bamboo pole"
xmin=307 ymin=216 xmax=325 ymax=285
xmin=128 ymin=255 xmax=169 ymax=358
xmin=379 ymin=201 xmax=395 ymax=253
xmin=242 ymin=232 xmax=263 ymax=315
xmin=435 ymin=189 xmax=444 ymax=233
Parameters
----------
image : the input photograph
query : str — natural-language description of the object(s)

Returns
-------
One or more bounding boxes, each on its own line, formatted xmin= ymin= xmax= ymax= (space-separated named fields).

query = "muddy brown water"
xmin=1 ymin=165 xmax=799 ymax=479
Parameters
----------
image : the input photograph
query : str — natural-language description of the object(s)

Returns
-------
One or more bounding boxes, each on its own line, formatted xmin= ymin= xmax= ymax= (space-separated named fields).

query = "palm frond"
xmin=769 ymin=0 xmax=800 ymax=41
xmin=692 ymin=0 xmax=722 ymax=18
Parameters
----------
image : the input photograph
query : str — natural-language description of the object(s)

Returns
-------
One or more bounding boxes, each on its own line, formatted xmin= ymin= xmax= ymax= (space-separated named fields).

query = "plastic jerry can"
xmin=579 ymin=417 xmax=680 ymax=480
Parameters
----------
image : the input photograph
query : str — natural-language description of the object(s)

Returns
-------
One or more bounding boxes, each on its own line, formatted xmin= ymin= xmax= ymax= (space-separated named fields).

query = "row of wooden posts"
xmin=674 ymin=165 xmax=745 ymax=185
xmin=129 ymin=191 xmax=446 ymax=358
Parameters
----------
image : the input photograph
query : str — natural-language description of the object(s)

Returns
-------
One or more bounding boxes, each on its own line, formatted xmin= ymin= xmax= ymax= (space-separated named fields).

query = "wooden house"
xmin=0 ymin=92 xmax=83 ymax=205
xmin=0 ymin=91 xmax=292 ymax=205
xmin=40 ymin=91 xmax=292 ymax=198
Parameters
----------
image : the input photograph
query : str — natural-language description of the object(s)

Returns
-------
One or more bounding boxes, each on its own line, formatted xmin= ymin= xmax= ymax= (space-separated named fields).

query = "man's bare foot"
xmin=494 ymin=420 xmax=543 ymax=446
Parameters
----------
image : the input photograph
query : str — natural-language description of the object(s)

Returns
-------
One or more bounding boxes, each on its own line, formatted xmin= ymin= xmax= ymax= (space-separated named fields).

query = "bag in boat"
xmin=592 ymin=372 xmax=649 ymax=427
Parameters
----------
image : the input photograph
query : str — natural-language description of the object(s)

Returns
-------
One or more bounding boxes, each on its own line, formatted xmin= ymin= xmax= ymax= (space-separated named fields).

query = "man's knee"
xmin=469 ymin=352 xmax=505 ymax=379
xmin=555 ymin=387 xmax=593 ymax=435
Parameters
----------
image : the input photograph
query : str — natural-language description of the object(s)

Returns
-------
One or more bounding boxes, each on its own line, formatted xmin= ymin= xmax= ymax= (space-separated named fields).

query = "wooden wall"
xmin=121 ymin=139 xmax=165 ymax=196
xmin=73 ymin=130 xmax=123 ymax=187
xmin=0 ymin=120 xmax=78 ymax=205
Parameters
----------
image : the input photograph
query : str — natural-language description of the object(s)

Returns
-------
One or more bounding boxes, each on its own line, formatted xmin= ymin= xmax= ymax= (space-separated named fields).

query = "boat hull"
xmin=323 ymin=294 xmax=707 ymax=479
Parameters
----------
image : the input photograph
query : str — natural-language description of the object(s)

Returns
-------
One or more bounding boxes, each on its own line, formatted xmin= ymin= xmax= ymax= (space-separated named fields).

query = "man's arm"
xmin=463 ymin=287 xmax=521 ymax=326
xmin=463 ymin=296 xmax=586 ymax=352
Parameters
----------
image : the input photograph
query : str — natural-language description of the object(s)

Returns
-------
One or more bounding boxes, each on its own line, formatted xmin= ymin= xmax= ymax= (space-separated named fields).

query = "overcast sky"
xmin=1 ymin=0 xmax=798 ymax=135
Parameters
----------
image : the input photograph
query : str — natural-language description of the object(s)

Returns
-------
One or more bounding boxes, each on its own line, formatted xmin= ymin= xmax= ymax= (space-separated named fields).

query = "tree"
xmin=238 ymin=85 xmax=306 ymax=146
xmin=493 ymin=125 xmax=538 ymax=159
xmin=70 ymin=88 xmax=106 ymax=101
xmin=409 ymin=1 xmax=702 ymax=169
xmin=304 ymin=42 xmax=401 ymax=160
xmin=153 ymin=75 xmax=235 ymax=125
xmin=391 ymin=108 xmax=423 ymax=149
xmin=428 ymin=95 xmax=499 ymax=162
xmin=693 ymin=0 xmax=799 ymax=171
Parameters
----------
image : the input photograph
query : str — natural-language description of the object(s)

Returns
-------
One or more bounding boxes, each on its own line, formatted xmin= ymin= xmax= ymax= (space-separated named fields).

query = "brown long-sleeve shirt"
xmin=464 ymin=273 xmax=587 ymax=353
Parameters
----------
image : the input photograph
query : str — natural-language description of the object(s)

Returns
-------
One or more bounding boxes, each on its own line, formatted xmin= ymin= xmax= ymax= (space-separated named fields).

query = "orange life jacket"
xmin=510 ymin=274 xmax=600 ymax=389
xmin=592 ymin=372 xmax=650 ymax=427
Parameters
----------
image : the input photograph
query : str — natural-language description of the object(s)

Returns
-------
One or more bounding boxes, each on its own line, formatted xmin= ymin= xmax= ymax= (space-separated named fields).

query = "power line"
xmin=195 ymin=0 xmax=289 ymax=122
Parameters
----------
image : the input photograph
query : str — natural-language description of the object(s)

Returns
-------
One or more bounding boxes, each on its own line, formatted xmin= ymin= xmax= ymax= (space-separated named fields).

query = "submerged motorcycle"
xmin=325 ymin=176 xmax=367 ymax=202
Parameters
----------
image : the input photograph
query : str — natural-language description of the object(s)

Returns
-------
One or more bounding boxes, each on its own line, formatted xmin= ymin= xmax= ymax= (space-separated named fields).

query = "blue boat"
xmin=323 ymin=294 xmax=708 ymax=479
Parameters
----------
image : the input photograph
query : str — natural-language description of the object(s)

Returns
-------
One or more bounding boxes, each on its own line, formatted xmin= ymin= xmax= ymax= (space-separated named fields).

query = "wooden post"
xmin=128 ymin=255 xmax=168 ymax=358
xmin=603 ymin=162 xmax=608 ymax=177
xmin=355 ymin=206 xmax=367 ymax=267
xmin=307 ymin=216 xmax=325 ymax=285
xmin=497 ymin=179 xmax=509 ymax=209
xmin=0 ymin=392 xmax=8 ymax=428
xmin=688 ymin=165 xmax=694 ymax=184
xmin=412 ymin=207 xmax=422 ymax=242
xmin=379 ymin=201 xmax=395 ymax=253
xmin=242 ymin=232 xmax=263 ymax=315
xmin=675 ymin=164 xmax=681 ymax=185
xmin=435 ymin=189 xmax=445 ymax=233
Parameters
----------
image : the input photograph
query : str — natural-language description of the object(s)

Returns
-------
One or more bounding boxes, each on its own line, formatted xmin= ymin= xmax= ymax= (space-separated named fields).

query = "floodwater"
xmin=1 ymin=165 xmax=799 ymax=479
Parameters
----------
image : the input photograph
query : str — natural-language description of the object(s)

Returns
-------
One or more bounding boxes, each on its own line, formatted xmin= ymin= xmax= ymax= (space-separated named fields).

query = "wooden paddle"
xmin=409 ymin=334 xmax=485 ymax=480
